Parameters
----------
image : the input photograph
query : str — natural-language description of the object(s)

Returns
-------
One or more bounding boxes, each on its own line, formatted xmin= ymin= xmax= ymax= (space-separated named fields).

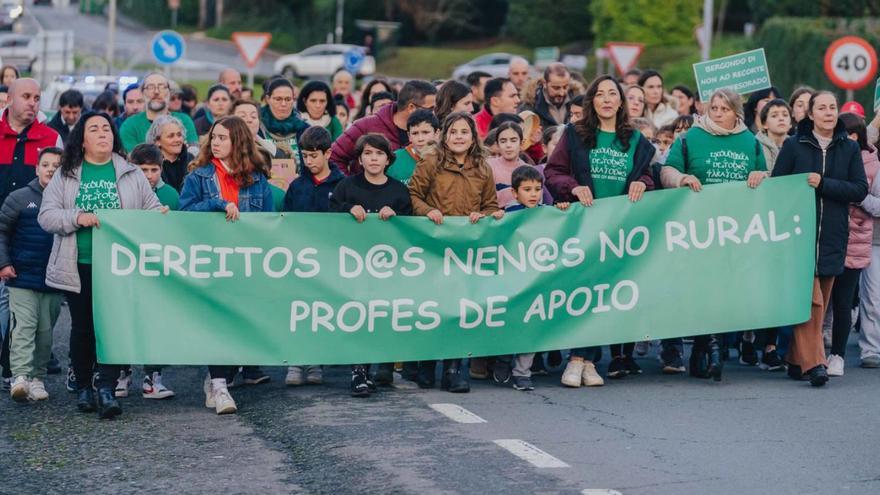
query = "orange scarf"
xmin=213 ymin=158 xmax=240 ymax=206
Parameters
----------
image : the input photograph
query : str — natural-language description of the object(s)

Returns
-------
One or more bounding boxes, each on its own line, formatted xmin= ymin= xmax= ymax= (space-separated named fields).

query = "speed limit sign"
xmin=824 ymin=36 xmax=878 ymax=90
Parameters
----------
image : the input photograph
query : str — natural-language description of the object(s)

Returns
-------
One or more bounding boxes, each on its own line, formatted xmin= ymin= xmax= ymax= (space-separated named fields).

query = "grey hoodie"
xmin=38 ymin=153 xmax=162 ymax=293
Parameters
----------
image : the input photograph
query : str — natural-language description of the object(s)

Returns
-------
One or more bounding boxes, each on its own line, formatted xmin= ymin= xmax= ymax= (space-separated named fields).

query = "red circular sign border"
xmin=824 ymin=36 xmax=878 ymax=90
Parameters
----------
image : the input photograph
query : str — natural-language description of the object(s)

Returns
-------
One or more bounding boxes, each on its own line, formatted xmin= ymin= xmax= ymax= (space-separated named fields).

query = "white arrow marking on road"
xmin=158 ymin=37 xmax=178 ymax=59
xmin=494 ymin=439 xmax=570 ymax=468
xmin=429 ymin=403 xmax=487 ymax=424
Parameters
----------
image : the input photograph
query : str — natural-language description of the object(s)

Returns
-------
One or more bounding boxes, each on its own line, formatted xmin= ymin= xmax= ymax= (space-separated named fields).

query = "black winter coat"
xmin=772 ymin=118 xmax=868 ymax=277
xmin=0 ymin=179 xmax=55 ymax=291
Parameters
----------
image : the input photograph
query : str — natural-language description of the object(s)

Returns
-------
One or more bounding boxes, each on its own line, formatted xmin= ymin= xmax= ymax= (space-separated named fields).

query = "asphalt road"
xmin=1 ymin=308 xmax=878 ymax=495
xmin=25 ymin=3 xmax=279 ymax=79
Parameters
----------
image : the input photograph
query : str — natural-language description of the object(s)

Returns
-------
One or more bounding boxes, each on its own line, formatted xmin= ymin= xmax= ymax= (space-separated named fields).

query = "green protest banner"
xmin=93 ymin=175 xmax=815 ymax=366
xmin=874 ymin=78 xmax=880 ymax=111
xmin=693 ymin=48 xmax=771 ymax=102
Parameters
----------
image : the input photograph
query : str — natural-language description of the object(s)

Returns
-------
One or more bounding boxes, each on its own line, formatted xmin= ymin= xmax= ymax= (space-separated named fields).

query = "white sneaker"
xmin=114 ymin=370 xmax=131 ymax=398
xmin=28 ymin=378 xmax=48 ymax=401
xmin=212 ymin=386 xmax=238 ymax=415
xmin=142 ymin=372 xmax=175 ymax=399
xmin=306 ymin=366 xmax=323 ymax=385
xmin=561 ymin=360 xmax=584 ymax=387
xmin=204 ymin=375 xmax=215 ymax=409
xmin=285 ymin=366 xmax=304 ymax=386
xmin=635 ymin=341 xmax=650 ymax=356
xmin=582 ymin=362 xmax=605 ymax=387
xmin=827 ymin=354 xmax=845 ymax=377
xmin=10 ymin=376 xmax=29 ymax=402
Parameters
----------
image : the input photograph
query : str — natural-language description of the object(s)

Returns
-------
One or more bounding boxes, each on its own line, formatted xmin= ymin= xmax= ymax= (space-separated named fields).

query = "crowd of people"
xmin=0 ymin=57 xmax=877 ymax=419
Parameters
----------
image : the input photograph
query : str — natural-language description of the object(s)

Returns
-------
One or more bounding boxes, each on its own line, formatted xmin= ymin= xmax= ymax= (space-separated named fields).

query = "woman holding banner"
xmin=38 ymin=111 xmax=164 ymax=419
xmin=179 ymin=116 xmax=275 ymax=413
xmin=661 ymin=88 xmax=768 ymax=381
xmin=772 ymin=91 xmax=868 ymax=387
xmin=544 ymin=75 xmax=655 ymax=387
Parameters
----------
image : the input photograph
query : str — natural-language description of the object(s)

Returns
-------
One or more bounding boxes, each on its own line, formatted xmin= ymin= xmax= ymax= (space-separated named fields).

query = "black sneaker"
xmin=242 ymin=367 xmax=270 ymax=385
xmin=787 ymin=363 xmax=804 ymax=380
xmin=739 ymin=341 xmax=758 ymax=366
xmin=66 ymin=367 xmax=77 ymax=393
xmin=493 ymin=359 xmax=512 ymax=384
xmin=512 ymin=376 xmax=534 ymax=391
xmin=47 ymin=353 xmax=62 ymax=375
xmin=365 ymin=374 xmax=377 ymax=394
xmin=373 ymin=363 xmax=394 ymax=386
xmin=530 ymin=356 xmax=549 ymax=376
xmin=623 ymin=356 xmax=642 ymax=375
xmin=760 ymin=349 xmax=785 ymax=371
xmin=350 ymin=369 xmax=370 ymax=397
xmin=607 ymin=357 xmax=627 ymax=378
xmin=547 ymin=350 xmax=563 ymax=368
xmin=661 ymin=347 xmax=686 ymax=374
xmin=808 ymin=365 xmax=829 ymax=387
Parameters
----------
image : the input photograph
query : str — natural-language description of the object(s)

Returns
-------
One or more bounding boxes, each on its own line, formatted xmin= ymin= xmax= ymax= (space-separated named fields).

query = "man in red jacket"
xmin=330 ymin=80 xmax=437 ymax=175
xmin=474 ymin=77 xmax=521 ymax=139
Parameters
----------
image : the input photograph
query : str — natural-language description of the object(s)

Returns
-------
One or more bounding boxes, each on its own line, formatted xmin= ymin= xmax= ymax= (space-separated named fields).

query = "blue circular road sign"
xmin=151 ymin=30 xmax=185 ymax=65
xmin=343 ymin=48 xmax=365 ymax=74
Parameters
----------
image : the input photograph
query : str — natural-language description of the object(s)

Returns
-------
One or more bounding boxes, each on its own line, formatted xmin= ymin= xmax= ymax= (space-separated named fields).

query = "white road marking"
xmin=493 ymin=439 xmax=570 ymax=468
xmin=429 ymin=403 xmax=487 ymax=424
xmin=582 ymin=490 xmax=623 ymax=495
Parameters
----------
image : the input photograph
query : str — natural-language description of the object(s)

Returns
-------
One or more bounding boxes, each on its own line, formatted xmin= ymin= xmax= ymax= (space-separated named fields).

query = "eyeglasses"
xmin=143 ymin=83 xmax=170 ymax=93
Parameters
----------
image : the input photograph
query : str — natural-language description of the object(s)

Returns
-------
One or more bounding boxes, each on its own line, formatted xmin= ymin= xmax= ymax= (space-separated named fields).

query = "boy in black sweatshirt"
xmin=330 ymin=133 xmax=412 ymax=397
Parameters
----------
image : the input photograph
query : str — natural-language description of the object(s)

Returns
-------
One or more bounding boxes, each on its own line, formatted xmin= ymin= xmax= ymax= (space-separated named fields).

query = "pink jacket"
xmin=846 ymin=147 xmax=880 ymax=268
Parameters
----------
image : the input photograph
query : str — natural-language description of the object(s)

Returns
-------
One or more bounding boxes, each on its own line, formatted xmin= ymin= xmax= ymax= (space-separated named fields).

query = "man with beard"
xmin=118 ymin=72 xmax=198 ymax=153
xmin=519 ymin=63 xmax=574 ymax=129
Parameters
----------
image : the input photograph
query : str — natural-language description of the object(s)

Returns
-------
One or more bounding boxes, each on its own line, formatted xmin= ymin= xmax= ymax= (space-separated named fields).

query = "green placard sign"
xmin=693 ymin=48 xmax=771 ymax=102
xmin=93 ymin=176 xmax=815 ymax=366
xmin=874 ymin=78 xmax=880 ymax=111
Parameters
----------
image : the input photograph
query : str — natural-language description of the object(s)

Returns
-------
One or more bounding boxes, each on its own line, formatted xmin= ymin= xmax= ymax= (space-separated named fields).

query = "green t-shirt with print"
xmin=155 ymin=183 xmax=179 ymax=210
xmin=666 ymin=127 xmax=766 ymax=185
xmin=269 ymin=184 xmax=285 ymax=212
xmin=590 ymin=129 xmax=639 ymax=199
xmin=388 ymin=148 xmax=418 ymax=186
xmin=76 ymin=161 xmax=121 ymax=264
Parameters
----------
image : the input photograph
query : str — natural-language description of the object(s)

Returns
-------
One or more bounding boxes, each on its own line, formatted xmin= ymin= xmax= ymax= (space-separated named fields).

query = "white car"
xmin=0 ymin=34 xmax=34 ymax=72
xmin=452 ymin=52 xmax=519 ymax=82
xmin=273 ymin=44 xmax=376 ymax=79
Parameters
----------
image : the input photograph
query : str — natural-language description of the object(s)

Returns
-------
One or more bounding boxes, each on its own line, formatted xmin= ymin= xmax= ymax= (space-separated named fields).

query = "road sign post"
xmin=232 ymin=32 xmax=272 ymax=87
xmin=693 ymin=48 xmax=770 ymax=102
xmin=343 ymin=48 xmax=365 ymax=75
xmin=824 ymin=36 xmax=878 ymax=102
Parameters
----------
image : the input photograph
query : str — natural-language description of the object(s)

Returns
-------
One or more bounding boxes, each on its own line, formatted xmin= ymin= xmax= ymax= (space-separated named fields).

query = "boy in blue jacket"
xmin=282 ymin=126 xmax=343 ymax=386
xmin=0 ymin=147 xmax=64 ymax=402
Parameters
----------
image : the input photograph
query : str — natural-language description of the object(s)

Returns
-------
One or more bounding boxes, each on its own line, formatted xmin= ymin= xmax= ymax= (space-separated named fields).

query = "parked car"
xmin=0 ymin=34 xmax=34 ymax=72
xmin=452 ymin=53 xmax=519 ymax=82
xmin=0 ymin=0 xmax=22 ymax=31
xmin=273 ymin=44 xmax=376 ymax=79
xmin=40 ymin=74 xmax=122 ymax=114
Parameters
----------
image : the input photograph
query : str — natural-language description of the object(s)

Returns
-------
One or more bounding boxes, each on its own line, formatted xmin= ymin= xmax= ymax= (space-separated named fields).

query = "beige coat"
xmin=408 ymin=146 xmax=499 ymax=217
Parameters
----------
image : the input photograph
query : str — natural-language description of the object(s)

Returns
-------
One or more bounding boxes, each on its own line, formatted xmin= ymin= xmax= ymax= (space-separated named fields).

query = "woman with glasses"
xmin=260 ymin=78 xmax=309 ymax=169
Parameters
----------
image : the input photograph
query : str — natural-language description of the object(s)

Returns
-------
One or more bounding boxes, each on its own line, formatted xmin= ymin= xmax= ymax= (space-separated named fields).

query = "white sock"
xmin=211 ymin=378 xmax=227 ymax=392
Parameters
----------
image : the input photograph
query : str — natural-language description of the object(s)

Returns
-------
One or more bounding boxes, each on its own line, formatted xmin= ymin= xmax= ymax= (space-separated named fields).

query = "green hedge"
xmin=755 ymin=17 xmax=880 ymax=110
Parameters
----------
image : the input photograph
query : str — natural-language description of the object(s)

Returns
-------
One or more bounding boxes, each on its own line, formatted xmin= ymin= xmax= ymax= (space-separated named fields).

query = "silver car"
xmin=273 ymin=44 xmax=376 ymax=79
xmin=451 ymin=52 xmax=519 ymax=82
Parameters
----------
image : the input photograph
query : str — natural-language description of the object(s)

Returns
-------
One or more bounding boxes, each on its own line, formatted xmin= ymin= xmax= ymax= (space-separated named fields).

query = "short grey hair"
xmin=710 ymin=88 xmax=744 ymax=119
xmin=140 ymin=71 xmax=169 ymax=91
xmin=146 ymin=114 xmax=185 ymax=144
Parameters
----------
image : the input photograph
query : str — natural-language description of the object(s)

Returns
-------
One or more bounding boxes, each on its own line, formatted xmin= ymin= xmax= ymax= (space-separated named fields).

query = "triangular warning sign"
xmin=606 ymin=42 xmax=644 ymax=76
xmin=232 ymin=32 xmax=272 ymax=68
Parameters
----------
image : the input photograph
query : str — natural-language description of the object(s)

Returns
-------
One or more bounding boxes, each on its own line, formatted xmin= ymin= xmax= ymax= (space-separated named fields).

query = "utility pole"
xmin=198 ymin=0 xmax=207 ymax=29
xmin=106 ymin=0 xmax=116 ymax=74
xmin=335 ymin=0 xmax=344 ymax=43
xmin=701 ymin=0 xmax=713 ymax=61
xmin=215 ymin=0 xmax=224 ymax=28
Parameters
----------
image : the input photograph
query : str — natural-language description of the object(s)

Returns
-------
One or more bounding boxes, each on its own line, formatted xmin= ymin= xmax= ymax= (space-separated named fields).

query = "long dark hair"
xmin=61 ymin=111 xmax=126 ymax=178
xmin=575 ymin=75 xmax=633 ymax=151
xmin=354 ymin=78 xmax=393 ymax=121
xmin=434 ymin=80 xmax=471 ymax=124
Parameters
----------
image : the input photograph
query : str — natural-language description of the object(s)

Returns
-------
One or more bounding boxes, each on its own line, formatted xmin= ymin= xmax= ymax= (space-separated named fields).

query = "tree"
xmin=591 ymin=0 xmax=702 ymax=46
xmin=506 ymin=0 xmax=592 ymax=47
xmin=394 ymin=0 xmax=484 ymax=43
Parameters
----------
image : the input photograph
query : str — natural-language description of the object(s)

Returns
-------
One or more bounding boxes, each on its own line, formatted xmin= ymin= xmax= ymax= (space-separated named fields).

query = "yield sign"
xmin=232 ymin=32 xmax=272 ymax=68
xmin=606 ymin=42 xmax=644 ymax=76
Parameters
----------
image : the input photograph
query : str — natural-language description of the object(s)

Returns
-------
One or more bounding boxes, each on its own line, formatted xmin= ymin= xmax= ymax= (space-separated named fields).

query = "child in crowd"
xmin=388 ymin=109 xmax=439 ymax=186
xmin=757 ymin=99 xmax=793 ymax=172
xmin=335 ymin=99 xmax=350 ymax=130
xmin=483 ymin=127 xmax=500 ymax=157
xmin=489 ymin=121 xmax=553 ymax=211
xmin=330 ymin=133 xmax=413 ymax=397
xmin=504 ymin=166 xmax=569 ymax=390
xmin=540 ymin=125 xmax=564 ymax=165
xmin=282 ymin=126 xmax=345 ymax=387
xmin=654 ymin=124 xmax=676 ymax=164
xmin=409 ymin=111 xmax=503 ymax=393
xmin=110 ymin=144 xmax=179 ymax=400
xmin=0 ymin=147 xmax=64 ymax=402
xmin=179 ymin=116 xmax=275 ymax=415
